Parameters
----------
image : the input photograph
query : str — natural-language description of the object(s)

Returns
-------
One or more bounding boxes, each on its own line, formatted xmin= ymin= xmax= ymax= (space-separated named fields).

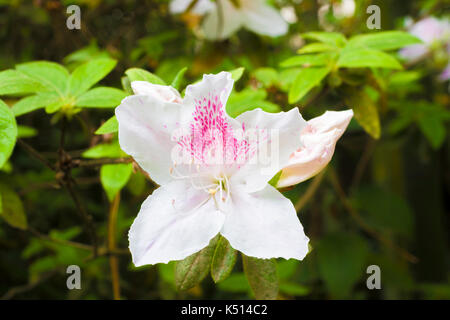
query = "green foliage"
xmin=317 ymin=233 xmax=369 ymax=299
xmin=125 ymin=68 xmax=166 ymax=85
xmin=100 ymin=163 xmax=133 ymax=202
xmin=0 ymin=99 xmax=17 ymax=168
xmin=0 ymin=183 xmax=27 ymax=230
xmin=175 ymin=236 xmax=219 ymax=291
xmin=211 ymin=236 xmax=237 ymax=283
xmin=95 ymin=116 xmax=119 ymax=135
xmin=288 ymin=67 xmax=331 ymax=103
xmin=242 ymin=255 xmax=279 ymax=300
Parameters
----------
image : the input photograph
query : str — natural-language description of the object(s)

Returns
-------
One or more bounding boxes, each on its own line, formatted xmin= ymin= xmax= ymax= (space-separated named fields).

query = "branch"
xmin=295 ymin=170 xmax=326 ymax=212
xmin=17 ymin=139 xmax=55 ymax=171
xmin=108 ymin=194 xmax=121 ymax=300
xmin=73 ymin=157 xmax=133 ymax=168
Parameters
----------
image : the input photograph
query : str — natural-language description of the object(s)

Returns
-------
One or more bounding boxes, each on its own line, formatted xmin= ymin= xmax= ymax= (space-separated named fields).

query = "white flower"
xmin=277 ymin=110 xmax=353 ymax=188
xmin=170 ymin=0 xmax=288 ymax=40
xmin=116 ymin=72 xmax=310 ymax=266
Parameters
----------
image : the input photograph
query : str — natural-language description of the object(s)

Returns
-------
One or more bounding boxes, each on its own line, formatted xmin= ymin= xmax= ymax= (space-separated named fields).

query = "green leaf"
xmin=297 ymin=42 xmax=336 ymax=54
xmin=343 ymin=87 xmax=381 ymax=139
xmin=317 ymin=232 xmax=368 ymax=298
xmin=12 ymin=92 xmax=59 ymax=116
xmin=226 ymin=89 xmax=280 ymax=118
xmin=0 ymin=184 xmax=27 ymax=230
xmin=82 ymin=142 xmax=123 ymax=158
xmin=337 ymin=47 xmax=403 ymax=69
xmin=170 ymin=67 xmax=188 ymax=90
xmin=302 ymin=32 xmax=347 ymax=47
xmin=100 ymin=163 xmax=133 ymax=202
xmin=16 ymin=61 xmax=69 ymax=94
xmin=211 ymin=236 xmax=237 ymax=283
xmin=125 ymin=68 xmax=166 ymax=85
xmin=242 ymin=255 xmax=279 ymax=300
xmin=230 ymin=67 xmax=245 ymax=82
xmin=0 ymin=70 xmax=46 ymax=95
xmin=45 ymin=98 xmax=68 ymax=114
xmin=0 ymin=100 xmax=17 ymax=168
xmin=348 ymin=31 xmax=422 ymax=51
xmin=175 ymin=236 xmax=219 ymax=291
xmin=17 ymin=125 xmax=38 ymax=138
xmin=95 ymin=116 xmax=118 ymax=135
xmin=75 ymin=87 xmax=127 ymax=108
xmin=252 ymin=68 xmax=278 ymax=87
xmin=280 ymin=52 xmax=337 ymax=68
xmin=418 ymin=114 xmax=446 ymax=150
xmin=69 ymin=58 xmax=117 ymax=95
xmin=288 ymin=67 xmax=330 ymax=103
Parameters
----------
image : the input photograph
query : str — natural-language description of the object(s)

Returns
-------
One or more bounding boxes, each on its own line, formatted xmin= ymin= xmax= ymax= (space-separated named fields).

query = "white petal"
xmin=131 ymin=81 xmax=182 ymax=104
xmin=220 ymin=183 xmax=309 ymax=260
xmin=230 ymin=108 xmax=307 ymax=193
xmin=184 ymin=71 xmax=234 ymax=109
xmin=115 ymin=95 xmax=192 ymax=185
xmin=277 ymin=109 xmax=353 ymax=188
xmin=242 ymin=0 xmax=288 ymax=37
xmin=170 ymin=0 xmax=214 ymax=15
xmin=202 ymin=0 xmax=244 ymax=40
xmin=129 ymin=180 xmax=225 ymax=266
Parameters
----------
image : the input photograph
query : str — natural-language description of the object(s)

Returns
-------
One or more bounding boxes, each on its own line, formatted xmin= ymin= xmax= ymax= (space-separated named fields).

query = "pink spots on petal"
xmin=176 ymin=94 xmax=252 ymax=166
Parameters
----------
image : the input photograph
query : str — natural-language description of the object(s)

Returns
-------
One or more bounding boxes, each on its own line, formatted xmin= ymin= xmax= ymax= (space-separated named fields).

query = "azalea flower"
xmin=277 ymin=110 xmax=353 ymax=188
xmin=116 ymin=72 xmax=310 ymax=266
xmin=399 ymin=17 xmax=449 ymax=62
xmin=170 ymin=0 xmax=288 ymax=40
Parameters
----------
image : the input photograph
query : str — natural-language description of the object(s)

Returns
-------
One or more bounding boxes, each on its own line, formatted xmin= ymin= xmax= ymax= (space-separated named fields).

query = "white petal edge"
xmin=115 ymin=94 xmax=192 ymax=185
xmin=242 ymin=0 xmax=288 ymax=37
xmin=129 ymin=180 xmax=225 ymax=266
xmin=220 ymin=183 xmax=309 ymax=260
xmin=202 ymin=0 xmax=244 ymax=40
xmin=130 ymin=81 xmax=182 ymax=104
xmin=183 ymin=71 xmax=234 ymax=109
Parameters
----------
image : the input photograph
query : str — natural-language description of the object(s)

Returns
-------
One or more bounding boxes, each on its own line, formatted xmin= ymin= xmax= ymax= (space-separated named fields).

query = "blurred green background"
xmin=0 ymin=0 xmax=449 ymax=299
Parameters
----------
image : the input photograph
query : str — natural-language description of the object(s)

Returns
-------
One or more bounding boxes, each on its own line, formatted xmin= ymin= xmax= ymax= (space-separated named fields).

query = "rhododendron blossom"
xmin=277 ymin=110 xmax=353 ymax=188
xmin=400 ymin=17 xmax=450 ymax=64
xmin=170 ymin=0 xmax=288 ymax=40
xmin=116 ymin=72 xmax=352 ymax=266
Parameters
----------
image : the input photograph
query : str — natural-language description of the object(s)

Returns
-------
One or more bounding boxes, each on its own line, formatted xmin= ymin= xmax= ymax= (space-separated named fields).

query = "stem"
xmin=108 ymin=193 xmax=121 ymax=300
xmin=74 ymin=157 xmax=132 ymax=168
xmin=295 ymin=170 xmax=326 ymax=212
xmin=17 ymin=139 xmax=55 ymax=171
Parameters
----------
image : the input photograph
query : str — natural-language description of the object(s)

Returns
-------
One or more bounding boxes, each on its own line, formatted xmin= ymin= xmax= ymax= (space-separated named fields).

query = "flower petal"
xmin=230 ymin=108 xmax=307 ymax=193
xmin=277 ymin=109 xmax=353 ymax=188
xmin=115 ymin=94 xmax=192 ymax=185
xmin=129 ymin=180 xmax=225 ymax=266
xmin=242 ymin=0 xmax=288 ymax=37
xmin=220 ymin=183 xmax=309 ymax=260
xmin=202 ymin=1 xmax=244 ymax=40
xmin=183 ymin=71 xmax=234 ymax=110
xmin=130 ymin=81 xmax=182 ymax=104
xmin=170 ymin=0 xmax=215 ymax=15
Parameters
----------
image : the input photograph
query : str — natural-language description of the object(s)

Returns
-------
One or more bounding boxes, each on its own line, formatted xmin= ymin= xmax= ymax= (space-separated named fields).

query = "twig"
xmin=73 ymin=157 xmax=133 ymax=168
xmin=17 ymin=139 xmax=55 ymax=171
xmin=350 ymin=137 xmax=376 ymax=190
xmin=65 ymin=178 xmax=99 ymax=257
xmin=108 ymin=194 xmax=121 ymax=300
xmin=1 ymin=269 xmax=60 ymax=300
xmin=328 ymin=169 xmax=418 ymax=263
xmin=295 ymin=170 xmax=326 ymax=212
